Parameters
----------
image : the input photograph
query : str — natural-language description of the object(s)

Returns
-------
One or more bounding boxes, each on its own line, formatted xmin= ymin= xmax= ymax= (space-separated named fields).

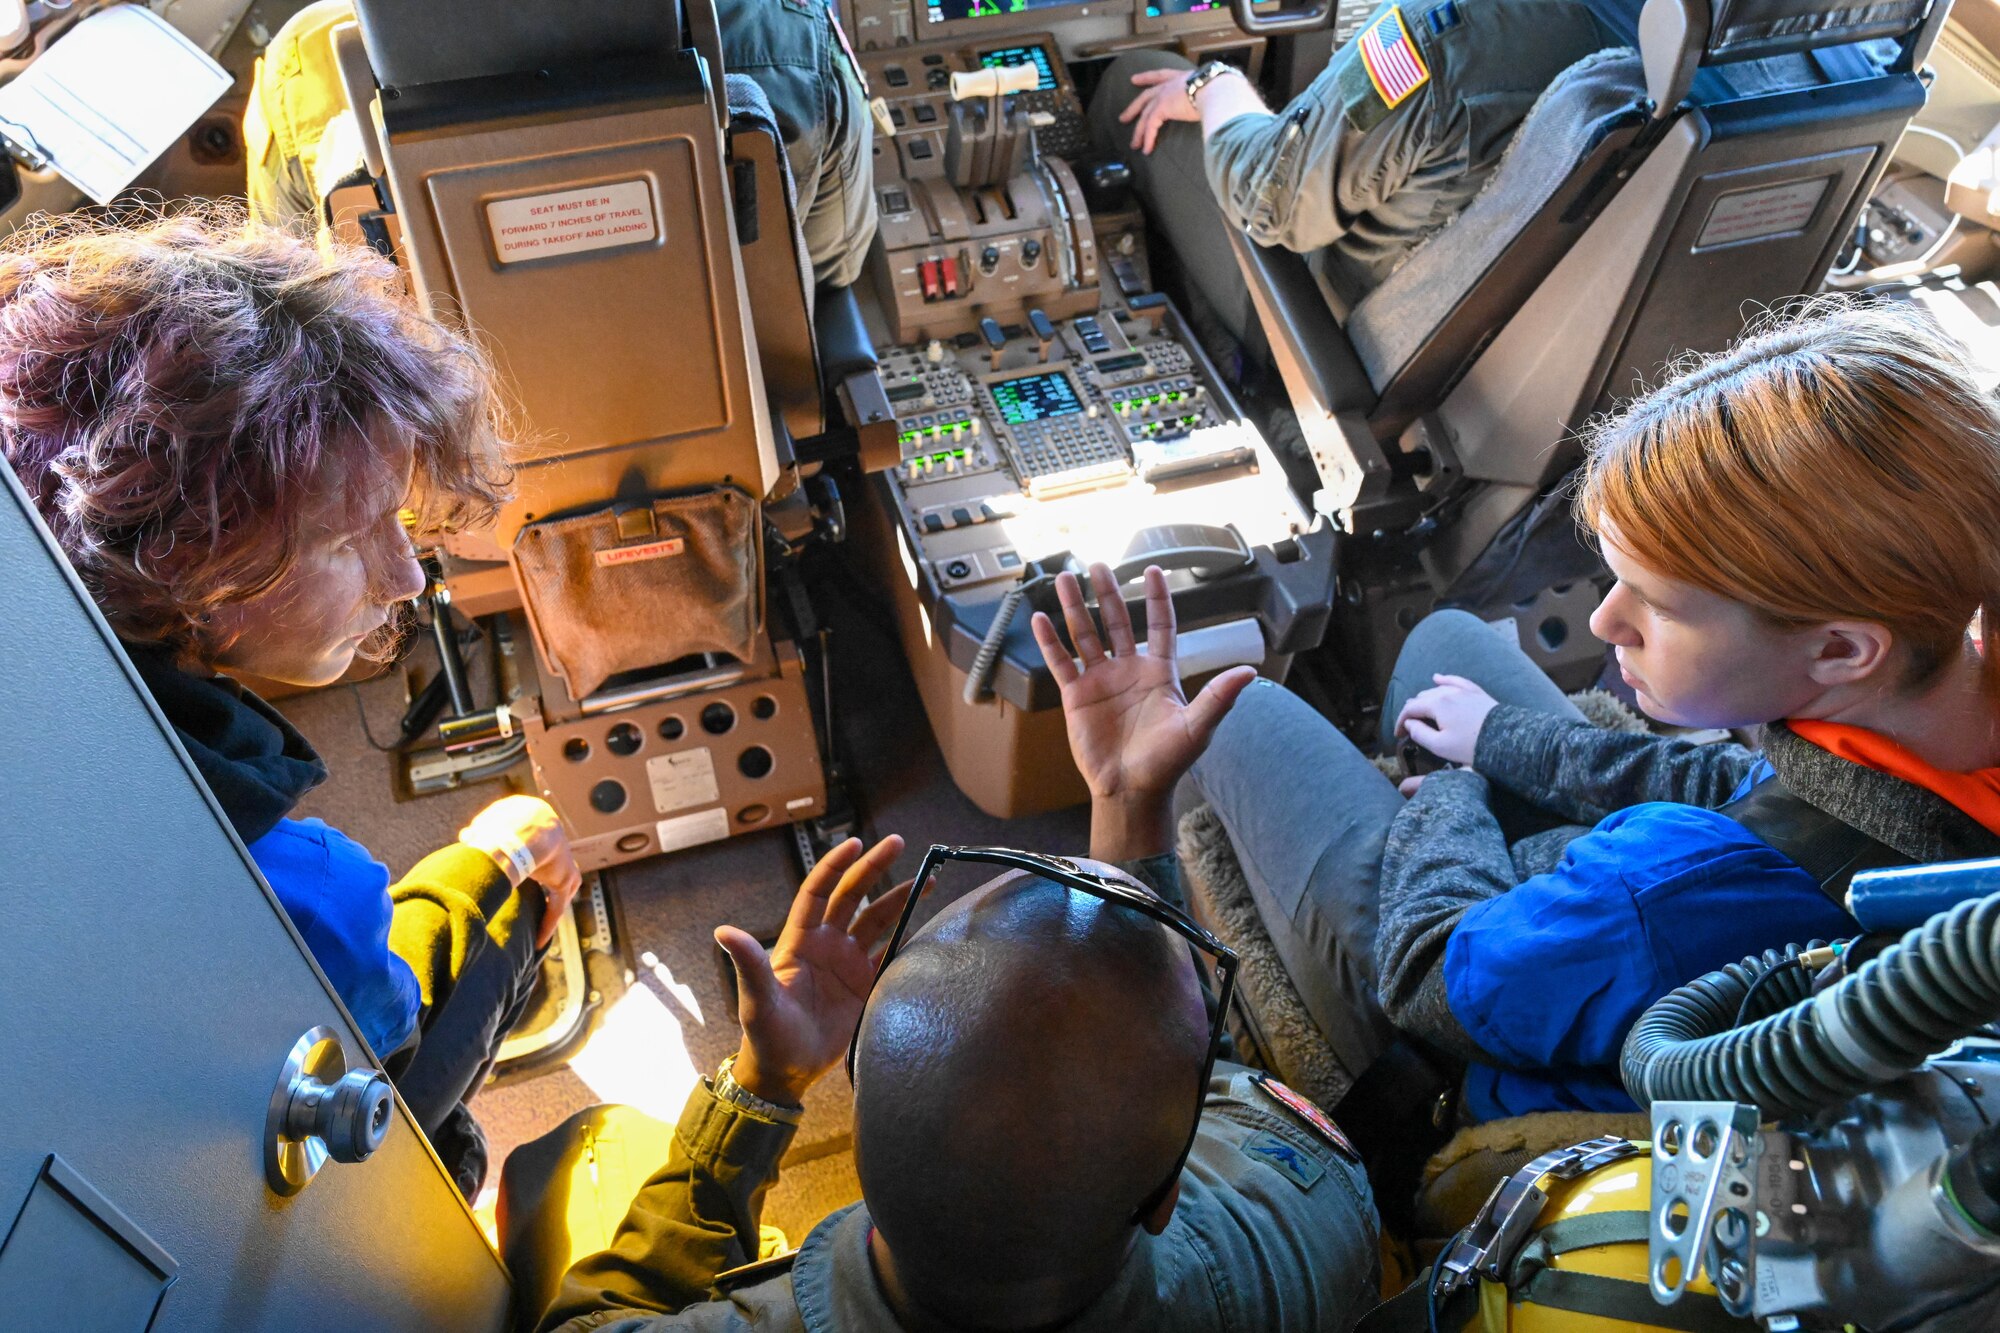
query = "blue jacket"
xmin=249 ymin=818 xmax=422 ymax=1056
xmin=1444 ymin=771 xmax=1851 ymax=1119
xmin=1375 ymin=707 xmax=1997 ymax=1121
xmin=125 ymin=642 xmax=421 ymax=1056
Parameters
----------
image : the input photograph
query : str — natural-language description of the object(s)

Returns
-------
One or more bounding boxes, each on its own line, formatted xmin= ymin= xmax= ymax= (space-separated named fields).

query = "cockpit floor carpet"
xmin=276 ymin=560 xmax=1092 ymax=1242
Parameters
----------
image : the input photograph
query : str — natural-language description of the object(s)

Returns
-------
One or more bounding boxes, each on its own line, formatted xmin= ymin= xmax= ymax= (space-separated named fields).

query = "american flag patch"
xmin=1358 ymin=6 xmax=1430 ymax=110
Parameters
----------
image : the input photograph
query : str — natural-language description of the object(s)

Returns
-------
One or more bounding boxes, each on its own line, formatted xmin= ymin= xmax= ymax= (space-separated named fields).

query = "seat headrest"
xmin=1639 ymin=0 xmax=1931 ymax=109
xmin=354 ymin=0 xmax=684 ymax=89
xmin=1705 ymin=0 xmax=1928 ymax=60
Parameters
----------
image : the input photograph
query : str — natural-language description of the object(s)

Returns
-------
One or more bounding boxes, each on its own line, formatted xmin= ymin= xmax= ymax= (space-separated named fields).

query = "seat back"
xmin=353 ymin=0 xmax=781 ymax=560
xmin=1415 ymin=0 xmax=1947 ymax=586
xmin=1347 ymin=48 xmax=1651 ymax=436
xmin=1353 ymin=0 xmax=1944 ymax=446
xmin=727 ymin=73 xmax=824 ymax=445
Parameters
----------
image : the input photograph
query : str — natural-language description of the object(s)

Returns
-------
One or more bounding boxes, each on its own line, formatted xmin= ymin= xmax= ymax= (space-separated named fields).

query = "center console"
xmin=841 ymin=9 xmax=1336 ymax=818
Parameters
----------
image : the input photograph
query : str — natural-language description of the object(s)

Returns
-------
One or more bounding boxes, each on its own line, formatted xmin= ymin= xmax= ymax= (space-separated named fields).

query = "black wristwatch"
xmin=1183 ymin=60 xmax=1238 ymax=112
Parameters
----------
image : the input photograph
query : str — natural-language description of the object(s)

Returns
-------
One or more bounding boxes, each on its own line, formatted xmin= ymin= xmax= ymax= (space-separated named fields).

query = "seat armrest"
xmin=814 ymin=283 xmax=877 ymax=381
xmin=1227 ymin=230 xmax=1394 ymax=521
xmin=816 ymin=282 xmax=899 ymax=470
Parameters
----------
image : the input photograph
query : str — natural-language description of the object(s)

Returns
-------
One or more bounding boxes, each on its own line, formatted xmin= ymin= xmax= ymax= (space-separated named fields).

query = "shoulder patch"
xmin=1241 ymin=1131 xmax=1326 ymax=1190
xmin=1250 ymin=1071 xmax=1360 ymax=1163
xmin=1357 ymin=6 xmax=1430 ymax=110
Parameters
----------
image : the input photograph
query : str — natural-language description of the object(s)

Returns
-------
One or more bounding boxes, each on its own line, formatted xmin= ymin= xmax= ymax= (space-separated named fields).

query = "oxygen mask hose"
xmin=1621 ymin=888 xmax=2000 ymax=1117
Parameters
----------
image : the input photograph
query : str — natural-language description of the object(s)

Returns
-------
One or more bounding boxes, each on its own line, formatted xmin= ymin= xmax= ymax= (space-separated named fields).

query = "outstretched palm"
xmin=714 ymin=835 xmax=909 ymax=1105
xmin=1031 ymin=563 xmax=1255 ymax=803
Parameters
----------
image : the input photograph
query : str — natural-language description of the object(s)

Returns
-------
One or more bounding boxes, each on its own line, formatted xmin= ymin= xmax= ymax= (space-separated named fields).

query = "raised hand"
xmin=714 ymin=835 xmax=908 ymax=1106
xmin=1031 ymin=564 xmax=1254 ymax=856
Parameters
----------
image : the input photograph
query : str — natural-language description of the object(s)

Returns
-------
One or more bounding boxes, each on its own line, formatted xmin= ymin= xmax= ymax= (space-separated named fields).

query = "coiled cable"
xmin=1622 ymin=890 xmax=2000 ymax=1116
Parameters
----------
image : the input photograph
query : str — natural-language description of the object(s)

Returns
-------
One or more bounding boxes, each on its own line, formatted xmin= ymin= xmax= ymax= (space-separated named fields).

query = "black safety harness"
xmin=1716 ymin=773 xmax=1911 ymax=907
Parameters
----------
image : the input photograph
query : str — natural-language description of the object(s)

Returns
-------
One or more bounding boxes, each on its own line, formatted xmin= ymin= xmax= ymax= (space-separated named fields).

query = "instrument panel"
xmin=845 ymin=0 xmax=1244 ymax=55
xmin=878 ymin=294 xmax=1296 ymax=596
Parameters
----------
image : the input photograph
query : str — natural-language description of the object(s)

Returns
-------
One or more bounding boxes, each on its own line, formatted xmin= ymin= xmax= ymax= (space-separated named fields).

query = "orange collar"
xmin=1786 ymin=720 xmax=2000 ymax=836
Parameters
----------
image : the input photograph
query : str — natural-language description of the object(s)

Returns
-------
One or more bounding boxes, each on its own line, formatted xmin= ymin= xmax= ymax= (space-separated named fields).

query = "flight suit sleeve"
xmin=243 ymin=52 xmax=319 ymax=225
xmin=540 ymin=1080 xmax=797 ymax=1331
xmin=242 ymin=0 xmax=362 ymax=227
xmin=1202 ymin=27 xmax=1438 ymax=253
xmin=1191 ymin=1066 xmax=1380 ymax=1326
xmin=385 ymin=842 xmax=536 ymax=1015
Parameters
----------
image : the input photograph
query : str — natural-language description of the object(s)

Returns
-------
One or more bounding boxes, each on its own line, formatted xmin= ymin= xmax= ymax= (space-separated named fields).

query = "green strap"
xmin=1525 ymin=1210 xmax=1654 ymax=1257
xmin=1510 ymin=1211 xmax=1746 ymax=1332
xmin=1514 ymin=1269 xmax=1747 ymax=1332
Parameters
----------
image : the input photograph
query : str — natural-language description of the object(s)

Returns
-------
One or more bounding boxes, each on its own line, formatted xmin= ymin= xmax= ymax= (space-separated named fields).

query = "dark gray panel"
xmin=0 ymin=466 xmax=511 ymax=1329
xmin=0 ymin=1157 xmax=175 ymax=1331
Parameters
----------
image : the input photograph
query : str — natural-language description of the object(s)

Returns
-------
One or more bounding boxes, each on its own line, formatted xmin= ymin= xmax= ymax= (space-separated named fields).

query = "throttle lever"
xmin=1083 ymin=523 xmax=1256 ymax=589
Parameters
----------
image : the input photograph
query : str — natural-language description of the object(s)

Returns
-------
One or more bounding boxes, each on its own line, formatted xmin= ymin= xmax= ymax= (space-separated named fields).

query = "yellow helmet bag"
xmin=1360 ymin=1137 xmax=1753 ymax=1333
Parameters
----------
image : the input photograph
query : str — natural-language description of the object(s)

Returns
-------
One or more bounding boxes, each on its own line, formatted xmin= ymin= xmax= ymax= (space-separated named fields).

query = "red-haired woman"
xmin=0 ymin=212 xmax=580 ymax=1194
xmin=1157 ymin=301 xmax=2000 ymax=1121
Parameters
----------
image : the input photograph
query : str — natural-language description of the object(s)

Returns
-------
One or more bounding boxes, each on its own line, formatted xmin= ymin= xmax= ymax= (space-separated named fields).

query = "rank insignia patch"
xmin=1357 ymin=6 xmax=1430 ymax=110
xmin=1250 ymin=1070 xmax=1360 ymax=1162
xmin=1241 ymin=1131 xmax=1326 ymax=1190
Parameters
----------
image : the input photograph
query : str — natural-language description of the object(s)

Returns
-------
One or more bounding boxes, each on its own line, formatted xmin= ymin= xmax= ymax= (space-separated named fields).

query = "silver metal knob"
xmin=265 ymin=1025 xmax=392 ymax=1196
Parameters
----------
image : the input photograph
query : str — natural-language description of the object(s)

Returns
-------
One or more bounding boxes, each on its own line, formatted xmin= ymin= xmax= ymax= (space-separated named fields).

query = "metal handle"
xmin=1102 ymin=522 xmax=1255 ymax=585
xmin=265 ymin=1025 xmax=393 ymax=1196
xmin=1230 ymin=0 xmax=1336 ymax=36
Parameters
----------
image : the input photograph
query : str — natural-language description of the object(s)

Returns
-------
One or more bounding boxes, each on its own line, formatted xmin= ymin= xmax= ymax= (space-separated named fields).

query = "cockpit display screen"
xmin=928 ymin=0 xmax=1080 ymax=24
xmin=977 ymin=44 xmax=1059 ymax=91
xmin=990 ymin=371 xmax=1083 ymax=424
xmin=1145 ymin=0 xmax=1223 ymax=15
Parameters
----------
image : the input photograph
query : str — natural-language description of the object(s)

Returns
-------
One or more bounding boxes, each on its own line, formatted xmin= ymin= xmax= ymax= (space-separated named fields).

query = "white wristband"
xmin=488 ymin=833 xmax=537 ymax=887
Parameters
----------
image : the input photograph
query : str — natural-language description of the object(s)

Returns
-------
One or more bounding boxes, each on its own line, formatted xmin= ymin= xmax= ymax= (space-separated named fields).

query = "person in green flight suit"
xmin=1088 ymin=0 xmax=1616 ymax=346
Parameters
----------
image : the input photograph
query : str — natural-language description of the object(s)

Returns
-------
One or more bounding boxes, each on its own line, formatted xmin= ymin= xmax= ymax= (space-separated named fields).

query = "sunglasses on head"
xmin=846 ymin=844 xmax=1240 ymax=1219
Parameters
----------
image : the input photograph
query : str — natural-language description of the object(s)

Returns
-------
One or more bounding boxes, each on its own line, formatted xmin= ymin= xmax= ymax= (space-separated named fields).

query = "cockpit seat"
xmin=1340 ymin=48 xmax=1649 ymax=436
xmin=715 ymin=76 xmax=887 ymax=461
xmin=341 ymin=0 xmax=880 ymax=866
xmin=1234 ymin=0 xmax=1948 ymax=613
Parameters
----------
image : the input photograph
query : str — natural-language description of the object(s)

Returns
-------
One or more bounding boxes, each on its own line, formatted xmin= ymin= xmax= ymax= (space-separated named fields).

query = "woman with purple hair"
xmin=0 ymin=208 xmax=581 ymax=1197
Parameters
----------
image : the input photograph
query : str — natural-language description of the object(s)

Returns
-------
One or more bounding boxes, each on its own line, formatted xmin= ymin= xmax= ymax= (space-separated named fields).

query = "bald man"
xmin=536 ymin=566 xmax=1379 ymax=1331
